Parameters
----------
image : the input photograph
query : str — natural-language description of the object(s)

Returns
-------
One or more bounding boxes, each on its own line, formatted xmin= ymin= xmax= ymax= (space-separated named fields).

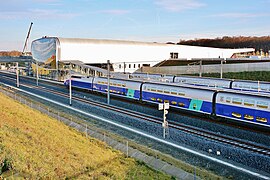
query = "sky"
xmin=1 ymin=0 xmax=270 ymax=51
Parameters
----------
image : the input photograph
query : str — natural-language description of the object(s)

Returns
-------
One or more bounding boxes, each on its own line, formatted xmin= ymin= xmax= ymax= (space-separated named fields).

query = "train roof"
xmin=232 ymin=79 xmax=270 ymax=84
xmin=95 ymin=76 xmax=270 ymax=97
xmin=72 ymin=75 xmax=270 ymax=97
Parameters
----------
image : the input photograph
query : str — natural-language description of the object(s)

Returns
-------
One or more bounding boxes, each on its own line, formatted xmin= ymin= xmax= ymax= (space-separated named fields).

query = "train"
xmin=131 ymin=73 xmax=270 ymax=94
xmin=64 ymin=75 xmax=270 ymax=128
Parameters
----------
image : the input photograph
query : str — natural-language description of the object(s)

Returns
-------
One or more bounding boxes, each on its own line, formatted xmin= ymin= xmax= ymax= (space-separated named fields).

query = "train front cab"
xmin=64 ymin=76 xmax=94 ymax=90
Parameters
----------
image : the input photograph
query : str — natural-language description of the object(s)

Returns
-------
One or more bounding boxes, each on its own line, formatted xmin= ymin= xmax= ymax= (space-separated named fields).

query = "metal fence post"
xmin=126 ymin=141 xmax=129 ymax=157
xmin=86 ymin=124 xmax=88 ymax=137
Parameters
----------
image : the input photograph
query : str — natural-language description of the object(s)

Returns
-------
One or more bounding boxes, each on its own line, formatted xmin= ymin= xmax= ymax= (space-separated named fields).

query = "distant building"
xmin=31 ymin=37 xmax=254 ymax=73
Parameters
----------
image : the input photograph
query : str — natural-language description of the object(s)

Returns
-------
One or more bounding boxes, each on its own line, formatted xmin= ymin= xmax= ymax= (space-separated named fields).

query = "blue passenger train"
xmin=131 ymin=73 xmax=270 ymax=94
xmin=64 ymin=76 xmax=270 ymax=128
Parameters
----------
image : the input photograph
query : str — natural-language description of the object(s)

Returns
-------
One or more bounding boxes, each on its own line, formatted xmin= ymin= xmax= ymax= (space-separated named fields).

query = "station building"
xmin=31 ymin=37 xmax=254 ymax=78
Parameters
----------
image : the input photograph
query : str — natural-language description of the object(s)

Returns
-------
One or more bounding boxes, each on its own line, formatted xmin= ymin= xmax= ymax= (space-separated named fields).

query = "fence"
xmin=142 ymin=62 xmax=270 ymax=75
xmin=0 ymin=86 xmax=198 ymax=180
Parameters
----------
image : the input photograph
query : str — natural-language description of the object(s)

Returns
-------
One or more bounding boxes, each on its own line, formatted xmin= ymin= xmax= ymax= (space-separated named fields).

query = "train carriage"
xmin=231 ymin=80 xmax=270 ymax=94
xmin=142 ymin=83 xmax=215 ymax=115
xmin=64 ymin=75 xmax=94 ymax=91
xmin=92 ymin=77 xmax=142 ymax=100
xmin=64 ymin=75 xmax=270 ymax=128
xmin=215 ymin=92 xmax=270 ymax=127
xmin=173 ymin=76 xmax=232 ymax=89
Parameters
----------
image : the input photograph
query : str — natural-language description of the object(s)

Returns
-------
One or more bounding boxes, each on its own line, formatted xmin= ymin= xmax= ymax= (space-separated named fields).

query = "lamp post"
xmin=69 ymin=63 xmax=72 ymax=105
xmin=16 ymin=62 xmax=19 ymax=87
xmin=36 ymin=62 xmax=39 ymax=86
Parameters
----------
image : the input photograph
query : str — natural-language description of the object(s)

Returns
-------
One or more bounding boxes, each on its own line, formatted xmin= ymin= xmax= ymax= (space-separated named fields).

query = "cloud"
xmin=211 ymin=13 xmax=269 ymax=18
xmin=0 ymin=9 xmax=80 ymax=20
xmin=154 ymin=0 xmax=205 ymax=12
xmin=33 ymin=0 xmax=59 ymax=2
xmin=98 ymin=9 xmax=131 ymax=15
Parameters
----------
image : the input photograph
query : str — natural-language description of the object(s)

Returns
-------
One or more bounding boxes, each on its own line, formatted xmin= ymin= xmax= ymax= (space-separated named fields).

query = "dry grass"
xmin=0 ymin=92 xmax=172 ymax=179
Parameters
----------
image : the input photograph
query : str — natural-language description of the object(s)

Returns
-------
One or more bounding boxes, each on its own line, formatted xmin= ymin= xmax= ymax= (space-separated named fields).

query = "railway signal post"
xmin=158 ymin=102 xmax=169 ymax=139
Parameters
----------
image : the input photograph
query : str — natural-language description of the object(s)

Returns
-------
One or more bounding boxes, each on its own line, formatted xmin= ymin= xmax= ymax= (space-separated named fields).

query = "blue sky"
xmin=1 ymin=0 xmax=270 ymax=51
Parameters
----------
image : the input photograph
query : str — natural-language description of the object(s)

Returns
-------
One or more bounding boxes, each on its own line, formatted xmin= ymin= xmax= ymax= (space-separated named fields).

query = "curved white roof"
xmin=32 ymin=37 xmax=255 ymax=70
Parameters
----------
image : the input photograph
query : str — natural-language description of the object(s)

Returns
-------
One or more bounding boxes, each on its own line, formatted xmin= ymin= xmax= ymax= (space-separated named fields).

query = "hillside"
xmin=178 ymin=36 xmax=270 ymax=55
xmin=0 ymin=51 xmax=22 ymax=57
xmin=0 ymin=92 xmax=171 ymax=179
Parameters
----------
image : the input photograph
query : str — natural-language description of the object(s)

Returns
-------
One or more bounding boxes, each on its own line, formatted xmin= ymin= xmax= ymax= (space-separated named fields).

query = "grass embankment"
xmin=185 ymin=71 xmax=270 ymax=81
xmin=0 ymin=92 xmax=172 ymax=179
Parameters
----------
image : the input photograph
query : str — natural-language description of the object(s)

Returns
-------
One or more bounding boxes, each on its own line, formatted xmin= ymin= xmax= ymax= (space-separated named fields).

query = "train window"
xmin=232 ymin=98 xmax=242 ymax=105
xmin=164 ymin=90 xmax=170 ymax=94
xmin=256 ymin=117 xmax=267 ymax=123
xmin=244 ymin=99 xmax=255 ymax=107
xmin=244 ymin=114 xmax=254 ymax=120
xmin=178 ymin=102 xmax=185 ymax=107
xmin=256 ymin=101 xmax=268 ymax=109
xmin=138 ymin=64 xmax=141 ymax=68
xmin=134 ymin=64 xmax=136 ymax=68
xmin=171 ymin=101 xmax=177 ymax=105
xmin=226 ymin=97 xmax=231 ymax=103
xmin=171 ymin=90 xmax=177 ymax=95
xmin=71 ymin=75 xmax=82 ymax=79
xmin=151 ymin=87 xmax=157 ymax=92
xmin=242 ymin=85 xmax=250 ymax=89
xmin=232 ymin=112 xmax=241 ymax=118
xmin=122 ymin=83 xmax=126 ymax=87
xmin=119 ymin=64 xmax=121 ymax=69
xmin=220 ymin=96 xmax=224 ymax=102
xmin=157 ymin=88 xmax=163 ymax=93
xmin=178 ymin=91 xmax=185 ymax=96
xmin=251 ymin=86 xmax=258 ymax=90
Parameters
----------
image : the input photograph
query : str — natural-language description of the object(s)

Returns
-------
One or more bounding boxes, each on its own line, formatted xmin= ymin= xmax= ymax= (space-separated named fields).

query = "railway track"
xmin=1 ymin=73 xmax=270 ymax=157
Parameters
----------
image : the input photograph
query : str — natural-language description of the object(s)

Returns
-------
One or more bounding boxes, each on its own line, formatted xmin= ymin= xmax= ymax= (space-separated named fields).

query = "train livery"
xmin=64 ymin=76 xmax=270 ymax=128
xmin=131 ymin=73 xmax=270 ymax=94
